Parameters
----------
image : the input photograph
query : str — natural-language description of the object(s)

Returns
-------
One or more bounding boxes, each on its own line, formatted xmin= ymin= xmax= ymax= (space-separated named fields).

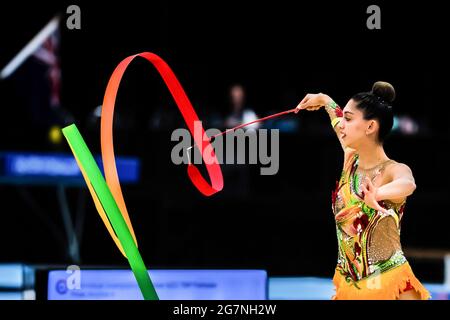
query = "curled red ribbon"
xmin=101 ymin=52 xmax=224 ymax=246
xmin=101 ymin=52 xmax=296 ymax=248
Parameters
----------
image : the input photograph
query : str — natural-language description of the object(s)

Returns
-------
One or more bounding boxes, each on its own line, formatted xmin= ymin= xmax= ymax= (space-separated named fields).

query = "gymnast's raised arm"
xmin=295 ymin=93 xmax=346 ymax=151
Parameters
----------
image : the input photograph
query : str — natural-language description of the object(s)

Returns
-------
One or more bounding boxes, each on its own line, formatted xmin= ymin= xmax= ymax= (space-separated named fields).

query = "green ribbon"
xmin=62 ymin=124 xmax=158 ymax=300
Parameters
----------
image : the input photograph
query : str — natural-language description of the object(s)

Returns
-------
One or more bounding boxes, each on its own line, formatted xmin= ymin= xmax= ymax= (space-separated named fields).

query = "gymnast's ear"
xmin=366 ymin=119 xmax=379 ymax=135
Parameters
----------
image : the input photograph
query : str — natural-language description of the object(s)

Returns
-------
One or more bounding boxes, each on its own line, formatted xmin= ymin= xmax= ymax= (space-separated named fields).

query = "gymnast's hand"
xmin=294 ymin=93 xmax=331 ymax=113
xmin=360 ymin=177 xmax=389 ymax=215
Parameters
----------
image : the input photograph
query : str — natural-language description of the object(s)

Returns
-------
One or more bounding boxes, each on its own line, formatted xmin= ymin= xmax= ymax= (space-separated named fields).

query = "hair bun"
xmin=371 ymin=81 xmax=396 ymax=103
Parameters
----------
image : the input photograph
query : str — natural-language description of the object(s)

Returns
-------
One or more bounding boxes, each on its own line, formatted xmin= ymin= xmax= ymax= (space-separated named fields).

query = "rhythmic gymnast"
xmin=295 ymin=81 xmax=431 ymax=300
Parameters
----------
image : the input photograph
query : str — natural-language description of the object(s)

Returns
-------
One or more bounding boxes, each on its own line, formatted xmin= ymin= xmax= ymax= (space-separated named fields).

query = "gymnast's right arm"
xmin=295 ymin=93 xmax=346 ymax=151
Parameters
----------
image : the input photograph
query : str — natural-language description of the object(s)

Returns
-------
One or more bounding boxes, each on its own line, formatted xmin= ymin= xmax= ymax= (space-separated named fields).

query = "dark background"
xmin=0 ymin=1 xmax=448 ymax=282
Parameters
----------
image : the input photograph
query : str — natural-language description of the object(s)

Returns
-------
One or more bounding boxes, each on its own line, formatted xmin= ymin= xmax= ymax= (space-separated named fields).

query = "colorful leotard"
xmin=330 ymin=148 xmax=431 ymax=299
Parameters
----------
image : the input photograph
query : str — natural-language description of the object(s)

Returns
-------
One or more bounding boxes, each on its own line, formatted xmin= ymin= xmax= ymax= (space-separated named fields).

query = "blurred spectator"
xmin=224 ymin=84 xmax=260 ymax=130
xmin=220 ymin=84 xmax=259 ymax=200
xmin=393 ymin=115 xmax=419 ymax=135
xmin=392 ymin=115 xmax=431 ymax=136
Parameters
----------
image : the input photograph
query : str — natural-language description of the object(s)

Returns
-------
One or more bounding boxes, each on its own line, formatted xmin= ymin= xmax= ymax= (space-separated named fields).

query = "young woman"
xmin=295 ymin=81 xmax=431 ymax=300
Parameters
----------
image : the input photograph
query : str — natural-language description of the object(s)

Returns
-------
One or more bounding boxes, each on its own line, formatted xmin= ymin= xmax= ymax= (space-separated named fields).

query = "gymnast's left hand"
xmin=360 ymin=177 xmax=389 ymax=214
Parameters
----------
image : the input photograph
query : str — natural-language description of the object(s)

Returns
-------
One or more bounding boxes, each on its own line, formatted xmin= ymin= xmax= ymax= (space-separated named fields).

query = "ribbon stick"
xmin=61 ymin=124 xmax=158 ymax=300
xmin=212 ymin=108 xmax=297 ymax=139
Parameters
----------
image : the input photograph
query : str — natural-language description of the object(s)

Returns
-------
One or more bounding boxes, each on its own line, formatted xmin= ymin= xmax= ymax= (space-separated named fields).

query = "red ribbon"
xmin=101 ymin=52 xmax=296 ymax=205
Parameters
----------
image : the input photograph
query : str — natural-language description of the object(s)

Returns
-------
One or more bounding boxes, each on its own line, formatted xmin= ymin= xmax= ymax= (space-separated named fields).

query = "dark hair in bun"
xmin=352 ymin=81 xmax=395 ymax=143
xmin=372 ymin=81 xmax=396 ymax=103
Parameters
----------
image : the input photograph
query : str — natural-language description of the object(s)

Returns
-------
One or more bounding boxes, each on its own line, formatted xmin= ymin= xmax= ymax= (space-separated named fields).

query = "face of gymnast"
xmin=339 ymin=99 xmax=380 ymax=149
xmin=338 ymin=82 xmax=395 ymax=150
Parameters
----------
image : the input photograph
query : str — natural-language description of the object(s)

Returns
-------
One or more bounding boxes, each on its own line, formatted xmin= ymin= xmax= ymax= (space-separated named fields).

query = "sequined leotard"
xmin=330 ymin=148 xmax=431 ymax=299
